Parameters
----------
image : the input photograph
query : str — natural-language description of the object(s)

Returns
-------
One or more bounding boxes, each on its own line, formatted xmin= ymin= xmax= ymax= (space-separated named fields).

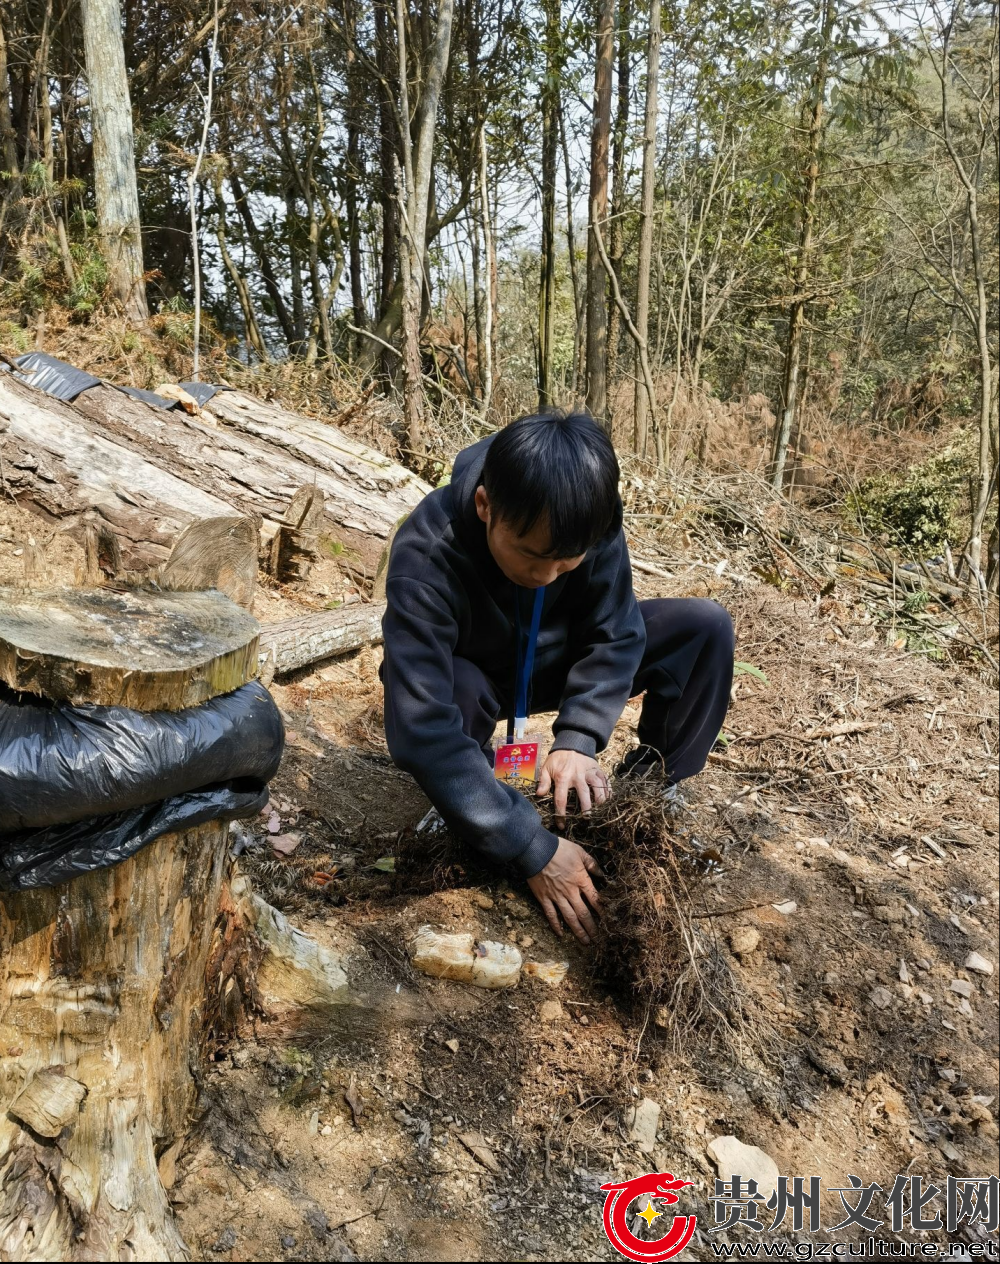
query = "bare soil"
xmin=167 ymin=570 xmax=997 ymax=1262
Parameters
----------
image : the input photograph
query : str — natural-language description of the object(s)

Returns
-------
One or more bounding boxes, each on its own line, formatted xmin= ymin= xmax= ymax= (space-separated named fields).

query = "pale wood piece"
xmin=268 ymin=485 xmax=324 ymax=585
xmin=258 ymin=602 xmax=385 ymax=683
xmin=0 ymin=374 xmax=230 ymax=570
xmin=72 ymin=383 xmax=427 ymax=566
xmin=0 ymin=585 xmax=260 ymax=709
xmin=1 ymin=373 xmax=428 ymax=574
xmin=153 ymin=383 xmax=200 ymax=414
xmin=159 ymin=515 xmax=260 ymax=609
xmin=0 ymin=586 xmax=260 ymax=1259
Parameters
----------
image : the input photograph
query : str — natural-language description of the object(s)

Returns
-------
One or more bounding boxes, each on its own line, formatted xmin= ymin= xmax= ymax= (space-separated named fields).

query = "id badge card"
xmin=494 ymin=736 xmax=541 ymax=791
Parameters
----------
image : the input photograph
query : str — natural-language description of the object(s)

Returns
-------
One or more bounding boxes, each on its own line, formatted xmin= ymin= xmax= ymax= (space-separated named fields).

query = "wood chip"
xmin=344 ymin=1073 xmax=363 ymax=1127
xmin=456 ymin=1129 xmax=500 ymax=1173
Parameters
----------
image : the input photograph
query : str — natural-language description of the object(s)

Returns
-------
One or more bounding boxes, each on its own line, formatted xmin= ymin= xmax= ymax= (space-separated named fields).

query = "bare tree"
xmin=396 ymin=0 xmax=457 ymax=453
xmin=585 ymin=0 xmax=616 ymax=424
xmin=79 ymin=0 xmax=148 ymax=322
xmin=188 ymin=0 xmax=220 ymax=380
xmin=925 ymin=0 xmax=997 ymax=586
xmin=537 ymin=0 xmax=560 ymax=408
xmin=607 ymin=0 xmax=632 ymax=397
xmin=633 ymin=0 xmax=661 ymax=460
xmin=479 ymin=126 xmax=495 ymax=417
xmin=771 ymin=0 xmax=834 ymax=490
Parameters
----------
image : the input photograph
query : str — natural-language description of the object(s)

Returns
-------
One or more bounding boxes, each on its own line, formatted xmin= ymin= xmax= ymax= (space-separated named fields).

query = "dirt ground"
xmin=154 ymin=563 xmax=999 ymax=1263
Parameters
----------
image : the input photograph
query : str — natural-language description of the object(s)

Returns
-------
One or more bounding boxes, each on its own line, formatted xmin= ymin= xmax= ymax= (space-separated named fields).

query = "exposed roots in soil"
xmin=565 ymin=783 xmax=781 ymax=1066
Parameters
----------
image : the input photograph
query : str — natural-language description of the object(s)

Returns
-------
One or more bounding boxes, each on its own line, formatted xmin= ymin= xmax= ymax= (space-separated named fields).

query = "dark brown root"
xmin=565 ymin=783 xmax=780 ymax=1063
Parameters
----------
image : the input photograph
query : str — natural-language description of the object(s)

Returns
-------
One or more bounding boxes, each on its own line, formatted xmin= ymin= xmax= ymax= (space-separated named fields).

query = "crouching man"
xmin=381 ymin=412 xmax=734 ymax=944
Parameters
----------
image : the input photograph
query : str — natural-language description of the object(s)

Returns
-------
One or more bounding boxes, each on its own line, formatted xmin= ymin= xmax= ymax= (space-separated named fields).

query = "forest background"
xmin=0 ymin=0 xmax=997 ymax=591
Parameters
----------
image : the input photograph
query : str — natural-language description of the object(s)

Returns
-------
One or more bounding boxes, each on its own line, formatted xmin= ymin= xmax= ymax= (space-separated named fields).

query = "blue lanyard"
xmin=510 ymin=586 xmax=545 ymax=741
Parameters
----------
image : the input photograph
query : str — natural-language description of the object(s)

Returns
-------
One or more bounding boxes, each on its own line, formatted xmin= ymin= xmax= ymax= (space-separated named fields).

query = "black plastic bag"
xmin=0 ymin=780 xmax=270 ymax=891
xmin=0 ymin=680 xmax=284 ymax=891
xmin=178 ymin=381 xmax=232 ymax=405
xmin=12 ymin=352 xmax=102 ymax=401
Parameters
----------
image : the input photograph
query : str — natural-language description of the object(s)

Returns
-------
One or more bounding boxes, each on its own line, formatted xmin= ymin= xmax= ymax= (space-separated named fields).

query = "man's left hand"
xmin=537 ymin=750 xmax=611 ymax=820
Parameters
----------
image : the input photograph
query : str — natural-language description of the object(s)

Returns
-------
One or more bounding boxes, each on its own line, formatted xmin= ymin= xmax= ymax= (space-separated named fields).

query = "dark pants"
xmin=453 ymin=598 xmax=734 ymax=782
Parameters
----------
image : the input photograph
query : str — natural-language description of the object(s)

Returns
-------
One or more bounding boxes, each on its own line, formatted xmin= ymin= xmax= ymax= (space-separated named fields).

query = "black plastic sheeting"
xmin=3 ymin=352 xmax=232 ymax=409
xmin=177 ymin=381 xmax=233 ymax=406
xmin=0 ymin=680 xmax=284 ymax=891
xmin=115 ymin=384 xmax=179 ymax=410
xmin=12 ymin=351 xmax=101 ymax=401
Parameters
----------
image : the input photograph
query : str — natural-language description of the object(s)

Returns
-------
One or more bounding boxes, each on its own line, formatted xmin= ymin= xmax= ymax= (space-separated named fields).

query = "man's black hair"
xmin=480 ymin=411 xmax=620 ymax=558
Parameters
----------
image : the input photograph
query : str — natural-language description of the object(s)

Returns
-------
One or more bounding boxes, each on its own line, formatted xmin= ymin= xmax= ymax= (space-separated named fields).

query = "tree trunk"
xmin=375 ymin=0 xmax=400 ymax=383
xmin=0 ymin=374 xmax=429 ymax=573
xmin=537 ymin=0 xmax=560 ymax=410
xmin=478 ymin=127 xmax=495 ymax=418
xmin=345 ymin=0 xmax=367 ymax=356
xmin=0 ymin=586 xmax=260 ymax=1258
xmin=79 ymin=0 xmax=148 ymax=322
xmin=0 ymin=15 xmax=19 ymax=181
xmin=559 ymin=101 xmax=584 ymax=400
xmin=397 ymin=0 xmax=456 ymax=453
xmin=633 ymin=0 xmax=660 ymax=461
xmin=227 ymin=171 xmax=297 ymax=351
xmin=770 ymin=0 xmax=833 ymax=491
xmin=606 ymin=0 xmax=632 ymax=401
xmin=396 ymin=0 xmax=425 ymax=456
xmin=585 ymin=0 xmax=615 ymax=425
xmin=215 ymin=198 xmax=269 ymax=363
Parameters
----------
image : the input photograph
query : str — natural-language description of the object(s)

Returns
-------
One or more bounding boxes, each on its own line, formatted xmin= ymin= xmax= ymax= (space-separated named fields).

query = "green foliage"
xmin=280 ymin=1046 xmax=315 ymax=1073
xmin=0 ymin=320 xmax=30 ymax=353
xmin=902 ymin=588 xmax=931 ymax=615
xmin=733 ymin=660 xmax=770 ymax=684
xmin=66 ymin=246 xmax=108 ymax=315
xmin=848 ymin=434 xmax=973 ymax=554
xmin=155 ymin=296 xmax=196 ymax=348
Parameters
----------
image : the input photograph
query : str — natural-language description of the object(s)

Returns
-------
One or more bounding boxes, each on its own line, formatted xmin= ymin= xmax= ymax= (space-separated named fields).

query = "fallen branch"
xmin=258 ymin=602 xmax=385 ymax=682
xmin=804 ymin=720 xmax=877 ymax=740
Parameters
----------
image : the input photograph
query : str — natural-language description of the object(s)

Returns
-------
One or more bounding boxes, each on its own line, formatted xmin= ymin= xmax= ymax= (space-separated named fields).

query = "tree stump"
xmin=268 ymin=485 xmax=325 ymax=585
xmin=0 ymin=586 xmax=263 ymax=1260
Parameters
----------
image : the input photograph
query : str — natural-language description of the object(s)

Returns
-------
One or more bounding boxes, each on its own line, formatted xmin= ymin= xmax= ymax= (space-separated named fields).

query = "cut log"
xmin=204 ymin=388 xmax=421 ymax=513
xmin=269 ymin=485 xmax=324 ymax=585
xmin=159 ymin=515 xmax=260 ymax=609
xmin=258 ymin=601 xmax=385 ymax=683
xmin=0 ymin=373 xmax=231 ymax=569
xmin=1 ymin=372 xmax=428 ymax=574
xmin=0 ymin=587 xmax=262 ymax=1259
xmin=0 ymin=585 xmax=260 ymax=708
xmin=71 ymin=382 xmax=428 ymax=567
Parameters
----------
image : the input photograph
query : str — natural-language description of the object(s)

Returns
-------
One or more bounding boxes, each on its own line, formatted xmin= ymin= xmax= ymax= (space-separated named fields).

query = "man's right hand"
xmin=527 ymin=837 xmax=602 ymax=945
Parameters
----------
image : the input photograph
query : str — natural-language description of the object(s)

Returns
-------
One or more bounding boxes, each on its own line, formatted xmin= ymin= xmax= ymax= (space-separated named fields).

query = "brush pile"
xmin=565 ymin=783 xmax=774 ymax=1059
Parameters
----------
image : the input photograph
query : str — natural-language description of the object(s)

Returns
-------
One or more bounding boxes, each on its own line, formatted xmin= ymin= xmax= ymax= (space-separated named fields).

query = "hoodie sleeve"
xmin=382 ymin=575 xmax=559 ymax=878
xmin=549 ymin=531 xmax=645 ymax=759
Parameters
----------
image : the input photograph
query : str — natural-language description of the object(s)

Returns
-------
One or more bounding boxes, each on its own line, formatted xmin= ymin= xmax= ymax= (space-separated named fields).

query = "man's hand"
xmin=537 ymin=750 xmax=611 ymax=821
xmin=527 ymin=837 xmax=602 ymax=945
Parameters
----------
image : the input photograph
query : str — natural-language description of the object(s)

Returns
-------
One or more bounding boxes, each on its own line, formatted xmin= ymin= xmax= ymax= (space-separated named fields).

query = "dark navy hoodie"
xmin=381 ymin=434 xmax=645 ymax=877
